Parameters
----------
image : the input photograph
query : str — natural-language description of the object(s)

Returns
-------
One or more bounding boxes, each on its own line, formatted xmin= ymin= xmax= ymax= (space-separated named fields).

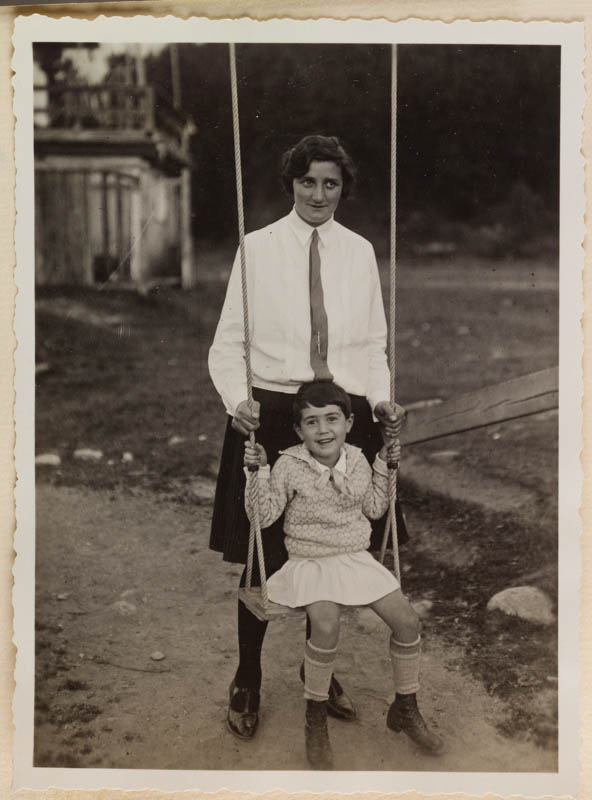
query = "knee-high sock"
xmin=304 ymin=639 xmax=336 ymax=702
xmin=235 ymin=567 xmax=268 ymax=690
xmin=389 ymin=634 xmax=421 ymax=695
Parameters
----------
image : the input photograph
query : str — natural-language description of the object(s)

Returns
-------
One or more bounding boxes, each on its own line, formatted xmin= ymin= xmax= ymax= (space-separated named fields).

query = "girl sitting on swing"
xmin=244 ymin=379 xmax=443 ymax=769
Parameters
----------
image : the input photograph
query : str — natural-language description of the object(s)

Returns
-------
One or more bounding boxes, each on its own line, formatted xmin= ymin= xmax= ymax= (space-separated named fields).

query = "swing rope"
xmin=229 ymin=43 xmax=268 ymax=603
xmin=379 ymin=44 xmax=401 ymax=587
xmin=230 ymin=43 xmax=401 ymax=612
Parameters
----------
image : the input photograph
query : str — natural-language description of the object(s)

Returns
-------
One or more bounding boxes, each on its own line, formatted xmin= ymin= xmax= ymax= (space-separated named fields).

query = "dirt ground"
xmin=34 ymin=481 xmax=556 ymax=772
xmin=32 ymin=256 xmax=559 ymax=772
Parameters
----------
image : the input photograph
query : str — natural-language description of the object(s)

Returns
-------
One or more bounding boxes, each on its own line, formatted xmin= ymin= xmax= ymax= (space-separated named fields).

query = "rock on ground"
xmin=36 ymin=453 xmax=61 ymax=466
xmin=486 ymin=586 xmax=555 ymax=625
xmin=73 ymin=448 xmax=103 ymax=462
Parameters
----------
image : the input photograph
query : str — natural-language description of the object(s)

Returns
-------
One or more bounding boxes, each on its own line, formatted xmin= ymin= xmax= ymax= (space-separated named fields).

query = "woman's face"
xmin=292 ymin=160 xmax=343 ymax=227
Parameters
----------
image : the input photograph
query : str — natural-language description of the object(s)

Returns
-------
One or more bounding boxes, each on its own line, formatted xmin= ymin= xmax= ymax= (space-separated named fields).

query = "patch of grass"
xmin=60 ymin=679 xmax=89 ymax=692
xmin=49 ymin=702 xmax=102 ymax=726
xmin=71 ymin=728 xmax=96 ymax=739
xmin=399 ymin=477 xmax=557 ymax=748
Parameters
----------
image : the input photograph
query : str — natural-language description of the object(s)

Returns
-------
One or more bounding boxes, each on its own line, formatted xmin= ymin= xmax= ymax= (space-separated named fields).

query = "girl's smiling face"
xmin=294 ymin=403 xmax=353 ymax=467
xmin=292 ymin=161 xmax=343 ymax=226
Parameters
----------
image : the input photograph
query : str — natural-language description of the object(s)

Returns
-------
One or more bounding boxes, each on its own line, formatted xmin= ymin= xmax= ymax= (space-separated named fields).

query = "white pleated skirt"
xmin=267 ymin=550 xmax=400 ymax=608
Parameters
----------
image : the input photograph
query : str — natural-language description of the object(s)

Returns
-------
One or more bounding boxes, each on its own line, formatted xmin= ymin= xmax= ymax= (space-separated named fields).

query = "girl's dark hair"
xmin=280 ymin=135 xmax=356 ymax=199
xmin=292 ymin=380 xmax=352 ymax=425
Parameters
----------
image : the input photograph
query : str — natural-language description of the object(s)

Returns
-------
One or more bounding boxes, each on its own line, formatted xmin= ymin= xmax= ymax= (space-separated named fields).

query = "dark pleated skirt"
xmin=209 ymin=387 xmax=407 ymax=576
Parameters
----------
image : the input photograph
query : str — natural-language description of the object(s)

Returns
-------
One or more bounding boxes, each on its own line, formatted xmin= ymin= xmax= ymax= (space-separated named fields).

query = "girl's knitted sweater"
xmin=245 ymin=443 xmax=390 ymax=558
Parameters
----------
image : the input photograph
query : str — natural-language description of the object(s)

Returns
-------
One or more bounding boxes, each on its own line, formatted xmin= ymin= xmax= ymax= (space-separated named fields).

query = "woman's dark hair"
xmin=293 ymin=380 xmax=352 ymax=425
xmin=280 ymin=135 xmax=356 ymax=199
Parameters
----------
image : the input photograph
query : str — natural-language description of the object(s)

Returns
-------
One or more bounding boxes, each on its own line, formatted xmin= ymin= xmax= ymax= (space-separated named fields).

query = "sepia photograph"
xmin=12 ymin=15 xmax=583 ymax=795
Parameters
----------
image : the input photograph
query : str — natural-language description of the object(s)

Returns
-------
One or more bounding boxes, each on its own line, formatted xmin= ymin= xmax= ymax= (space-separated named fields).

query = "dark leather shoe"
xmin=327 ymin=673 xmax=358 ymax=721
xmin=299 ymin=662 xmax=357 ymax=721
xmin=387 ymin=693 xmax=443 ymax=754
xmin=227 ymin=680 xmax=260 ymax=740
xmin=305 ymin=700 xmax=333 ymax=769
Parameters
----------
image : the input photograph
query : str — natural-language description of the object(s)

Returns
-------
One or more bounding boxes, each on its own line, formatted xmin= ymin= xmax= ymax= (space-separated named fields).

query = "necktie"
xmin=309 ymin=229 xmax=333 ymax=380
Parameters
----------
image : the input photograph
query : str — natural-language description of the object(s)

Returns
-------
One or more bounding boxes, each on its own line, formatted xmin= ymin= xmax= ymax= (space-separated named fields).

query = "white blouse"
xmin=208 ymin=208 xmax=391 ymax=416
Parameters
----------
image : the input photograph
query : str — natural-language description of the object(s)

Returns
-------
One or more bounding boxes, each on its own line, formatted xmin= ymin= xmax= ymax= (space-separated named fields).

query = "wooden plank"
xmin=62 ymin=171 xmax=73 ymax=282
xmin=238 ymin=588 xmax=361 ymax=623
xmin=120 ymin=177 xmax=131 ymax=280
xmin=116 ymin=172 xmax=124 ymax=271
xmin=238 ymin=588 xmax=302 ymax=622
xmin=52 ymin=170 xmax=69 ymax=283
xmin=67 ymin=171 xmax=81 ymax=284
xmin=180 ymin=169 xmax=195 ymax=288
xmin=129 ymin=184 xmax=142 ymax=283
xmin=102 ymin=171 xmax=109 ymax=259
xmin=81 ymin=171 xmax=93 ymax=285
xmin=401 ymin=367 xmax=558 ymax=446
xmin=71 ymin=170 xmax=91 ymax=286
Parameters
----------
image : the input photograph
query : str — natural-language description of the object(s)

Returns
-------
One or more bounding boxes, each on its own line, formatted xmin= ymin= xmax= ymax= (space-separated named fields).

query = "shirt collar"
xmin=311 ymin=448 xmax=347 ymax=476
xmin=287 ymin=207 xmax=335 ymax=248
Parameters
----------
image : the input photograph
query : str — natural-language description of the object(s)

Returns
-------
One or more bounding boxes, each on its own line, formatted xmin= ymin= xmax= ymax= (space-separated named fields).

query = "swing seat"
xmin=238 ymin=586 xmax=377 ymax=622
xmin=238 ymin=587 xmax=303 ymax=622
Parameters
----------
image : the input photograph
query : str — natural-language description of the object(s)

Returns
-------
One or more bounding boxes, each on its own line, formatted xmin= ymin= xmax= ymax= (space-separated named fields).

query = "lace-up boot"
xmin=387 ymin=693 xmax=443 ymax=755
xmin=305 ymin=700 xmax=334 ymax=769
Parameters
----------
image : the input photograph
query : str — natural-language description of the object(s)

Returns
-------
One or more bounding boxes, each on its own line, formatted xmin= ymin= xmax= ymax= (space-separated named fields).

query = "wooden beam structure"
xmin=401 ymin=367 xmax=558 ymax=446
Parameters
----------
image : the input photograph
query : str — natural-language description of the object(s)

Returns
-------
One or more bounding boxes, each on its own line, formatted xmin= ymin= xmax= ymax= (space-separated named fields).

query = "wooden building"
xmin=34 ymin=49 xmax=196 ymax=288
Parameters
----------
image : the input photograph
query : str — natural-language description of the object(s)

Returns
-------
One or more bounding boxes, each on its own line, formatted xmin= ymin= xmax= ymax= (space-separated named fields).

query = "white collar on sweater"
xmin=279 ymin=442 xmax=363 ymax=471
xmin=278 ymin=444 xmax=351 ymax=495
xmin=311 ymin=448 xmax=347 ymax=476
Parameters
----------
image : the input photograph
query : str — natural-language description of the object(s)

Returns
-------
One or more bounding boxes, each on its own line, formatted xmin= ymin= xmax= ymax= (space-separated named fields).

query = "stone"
xmin=36 ymin=453 xmax=61 ymax=466
xmin=428 ymin=450 xmax=461 ymax=461
xmin=35 ymin=362 xmax=51 ymax=376
xmin=168 ymin=435 xmax=186 ymax=446
xmin=411 ymin=599 xmax=433 ymax=620
xmin=150 ymin=651 xmax=165 ymax=661
xmin=487 ymin=586 xmax=555 ymax=625
xmin=113 ymin=600 xmax=137 ymax=616
xmin=74 ymin=448 xmax=103 ymax=462
xmin=56 ymin=592 xmax=70 ymax=601
xmin=122 ymin=452 xmax=134 ymax=463
xmin=188 ymin=477 xmax=216 ymax=504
